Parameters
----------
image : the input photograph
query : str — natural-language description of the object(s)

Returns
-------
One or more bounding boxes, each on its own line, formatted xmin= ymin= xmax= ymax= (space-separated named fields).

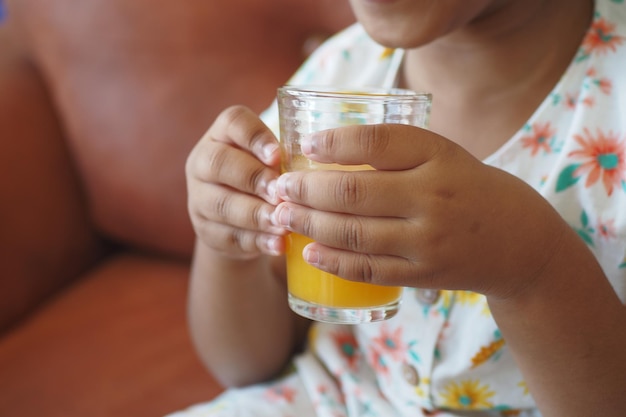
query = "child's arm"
xmin=487 ymin=227 xmax=626 ymax=417
xmin=188 ymin=240 xmax=310 ymax=387
xmin=185 ymin=106 xmax=310 ymax=387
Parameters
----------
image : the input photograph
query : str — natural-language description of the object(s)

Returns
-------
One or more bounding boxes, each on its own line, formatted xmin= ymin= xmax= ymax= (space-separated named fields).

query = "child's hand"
xmin=272 ymin=124 xmax=568 ymax=299
xmin=186 ymin=106 xmax=286 ymax=259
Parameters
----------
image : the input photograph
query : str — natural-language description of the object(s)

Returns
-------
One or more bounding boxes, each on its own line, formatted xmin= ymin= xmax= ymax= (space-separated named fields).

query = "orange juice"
xmin=278 ymin=86 xmax=431 ymax=322
xmin=286 ymin=233 xmax=403 ymax=308
xmin=282 ymin=157 xmax=403 ymax=310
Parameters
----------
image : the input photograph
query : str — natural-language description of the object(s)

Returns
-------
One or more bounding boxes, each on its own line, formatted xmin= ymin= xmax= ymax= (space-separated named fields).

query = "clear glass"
xmin=277 ymin=86 xmax=432 ymax=324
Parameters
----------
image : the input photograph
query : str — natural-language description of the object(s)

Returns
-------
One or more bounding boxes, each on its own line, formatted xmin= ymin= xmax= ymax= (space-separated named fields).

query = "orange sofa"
xmin=0 ymin=1 xmax=354 ymax=416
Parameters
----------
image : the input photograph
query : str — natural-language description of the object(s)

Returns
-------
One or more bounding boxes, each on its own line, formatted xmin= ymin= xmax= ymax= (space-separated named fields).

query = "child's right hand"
xmin=186 ymin=105 xmax=286 ymax=260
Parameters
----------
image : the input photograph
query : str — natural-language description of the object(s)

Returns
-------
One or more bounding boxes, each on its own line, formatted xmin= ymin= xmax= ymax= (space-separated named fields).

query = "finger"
xmin=190 ymin=182 xmax=286 ymax=235
xmin=210 ymin=105 xmax=281 ymax=166
xmin=301 ymin=242 xmax=432 ymax=288
xmin=189 ymin=139 xmax=280 ymax=204
xmin=273 ymin=202 xmax=423 ymax=260
xmin=194 ymin=220 xmax=286 ymax=258
xmin=275 ymin=170 xmax=421 ymax=217
xmin=274 ymin=202 xmax=448 ymax=288
xmin=301 ymin=124 xmax=448 ymax=170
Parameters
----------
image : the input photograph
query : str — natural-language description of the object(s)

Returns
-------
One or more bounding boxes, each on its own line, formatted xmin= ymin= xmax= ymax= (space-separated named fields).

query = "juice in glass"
xmin=286 ymin=233 xmax=403 ymax=308
xmin=282 ymin=158 xmax=404 ymax=323
xmin=277 ymin=86 xmax=432 ymax=323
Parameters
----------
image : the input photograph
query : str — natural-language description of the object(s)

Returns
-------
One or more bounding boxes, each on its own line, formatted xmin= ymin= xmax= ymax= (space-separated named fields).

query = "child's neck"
xmin=400 ymin=0 xmax=593 ymax=160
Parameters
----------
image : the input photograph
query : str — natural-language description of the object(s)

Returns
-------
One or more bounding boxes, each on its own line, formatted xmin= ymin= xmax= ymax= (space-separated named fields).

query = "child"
xmin=179 ymin=0 xmax=626 ymax=415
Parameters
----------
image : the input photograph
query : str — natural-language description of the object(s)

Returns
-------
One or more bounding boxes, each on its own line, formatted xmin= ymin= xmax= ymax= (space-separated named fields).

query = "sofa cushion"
xmin=0 ymin=254 xmax=222 ymax=417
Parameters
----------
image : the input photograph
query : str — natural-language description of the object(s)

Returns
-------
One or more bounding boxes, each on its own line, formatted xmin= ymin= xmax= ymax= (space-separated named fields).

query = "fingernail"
xmin=300 ymin=135 xmax=313 ymax=155
xmin=276 ymin=173 xmax=292 ymax=199
xmin=266 ymin=179 xmax=278 ymax=204
xmin=263 ymin=235 xmax=283 ymax=256
xmin=262 ymin=143 xmax=280 ymax=163
xmin=303 ymin=245 xmax=320 ymax=266
xmin=300 ymin=133 xmax=320 ymax=156
xmin=273 ymin=204 xmax=292 ymax=228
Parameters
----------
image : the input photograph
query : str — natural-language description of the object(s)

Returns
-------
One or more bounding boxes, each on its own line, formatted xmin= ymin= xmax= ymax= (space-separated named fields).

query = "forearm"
xmin=488 ymin=225 xmax=626 ymax=416
xmin=188 ymin=239 xmax=310 ymax=387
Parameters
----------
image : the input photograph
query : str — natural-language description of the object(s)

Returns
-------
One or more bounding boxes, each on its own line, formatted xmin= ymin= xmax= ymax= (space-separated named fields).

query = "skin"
xmin=186 ymin=0 xmax=626 ymax=415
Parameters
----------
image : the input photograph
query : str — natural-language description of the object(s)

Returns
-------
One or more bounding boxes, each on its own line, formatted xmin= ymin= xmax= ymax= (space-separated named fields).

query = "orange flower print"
xmin=367 ymin=346 xmax=390 ymax=378
xmin=564 ymin=92 xmax=578 ymax=110
xmin=366 ymin=324 xmax=409 ymax=378
xmin=332 ymin=330 xmax=361 ymax=371
xmin=264 ymin=384 xmax=298 ymax=404
xmin=586 ymin=67 xmax=614 ymax=94
xmin=372 ymin=324 xmax=409 ymax=362
xmin=577 ymin=16 xmax=625 ymax=61
xmin=581 ymin=96 xmax=595 ymax=108
xmin=557 ymin=128 xmax=626 ymax=196
xmin=571 ymin=128 xmax=626 ymax=195
xmin=597 ymin=217 xmax=617 ymax=240
xmin=313 ymin=384 xmax=344 ymax=410
xmin=521 ymin=122 xmax=556 ymax=156
xmin=596 ymin=78 xmax=612 ymax=95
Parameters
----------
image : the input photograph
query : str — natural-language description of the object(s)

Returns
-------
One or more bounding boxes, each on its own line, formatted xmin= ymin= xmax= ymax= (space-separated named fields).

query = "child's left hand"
xmin=272 ymin=123 xmax=570 ymax=299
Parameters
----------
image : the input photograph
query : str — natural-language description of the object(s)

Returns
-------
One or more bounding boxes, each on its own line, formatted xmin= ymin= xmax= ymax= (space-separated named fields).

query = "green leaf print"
xmin=576 ymin=229 xmax=595 ymax=246
xmin=574 ymin=210 xmax=595 ymax=247
xmin=408 ymin=340 xmax=421 ymax=363
xmin=580 ymin=210 xmax=590 ymax=228
xmin=575 ymin=50 xmax=590 ymax=63
xmin=555 ymin=163 xmax=582 ymax=193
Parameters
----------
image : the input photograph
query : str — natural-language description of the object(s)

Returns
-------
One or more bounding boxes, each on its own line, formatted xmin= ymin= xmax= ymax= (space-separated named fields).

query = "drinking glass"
xmin=277 ymin=86 xmax=432 ymax=324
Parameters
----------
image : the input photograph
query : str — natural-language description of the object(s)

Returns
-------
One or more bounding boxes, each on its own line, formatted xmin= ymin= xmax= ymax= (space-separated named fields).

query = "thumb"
xmin=301 ymin=124 xmax=448 ymax=170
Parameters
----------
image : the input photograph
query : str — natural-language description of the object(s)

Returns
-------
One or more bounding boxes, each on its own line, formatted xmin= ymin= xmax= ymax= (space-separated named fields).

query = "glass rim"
xmin=278 ymin=85 xmax=432 ymax=102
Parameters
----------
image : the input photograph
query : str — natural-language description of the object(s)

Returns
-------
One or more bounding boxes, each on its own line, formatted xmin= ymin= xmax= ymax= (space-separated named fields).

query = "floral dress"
xmin=169 ymin=1 xmax=626 ymax=416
